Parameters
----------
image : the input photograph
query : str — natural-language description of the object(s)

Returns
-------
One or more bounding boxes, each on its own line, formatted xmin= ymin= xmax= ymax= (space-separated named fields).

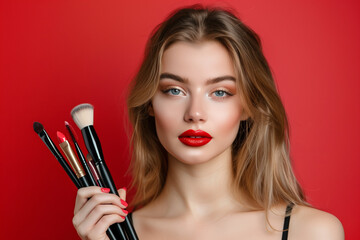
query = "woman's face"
xmin=151 ymin=40 xmax=246 ymax=165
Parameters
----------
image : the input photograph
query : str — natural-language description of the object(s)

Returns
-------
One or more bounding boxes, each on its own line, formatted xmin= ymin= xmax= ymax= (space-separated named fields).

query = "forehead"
xmin=161 ymin=41 xmax=235 ymax=79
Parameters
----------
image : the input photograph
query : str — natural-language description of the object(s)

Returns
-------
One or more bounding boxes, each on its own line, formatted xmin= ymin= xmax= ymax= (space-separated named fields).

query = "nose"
xmin=184 ymin=95 xmax=207 ymax=123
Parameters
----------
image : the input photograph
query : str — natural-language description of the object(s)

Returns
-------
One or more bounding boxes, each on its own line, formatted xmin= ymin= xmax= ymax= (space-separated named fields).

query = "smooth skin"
xmin=73 ymin=41 xmax=344 ymax=239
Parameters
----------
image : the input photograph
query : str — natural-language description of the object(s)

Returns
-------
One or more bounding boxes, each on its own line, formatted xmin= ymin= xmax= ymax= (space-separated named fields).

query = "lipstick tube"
xmin=59 ymin=139 xmax=89 ymax=187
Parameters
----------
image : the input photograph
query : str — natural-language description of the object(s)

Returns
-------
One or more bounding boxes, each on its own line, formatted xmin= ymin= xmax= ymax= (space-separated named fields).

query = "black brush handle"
xmin=81 ymin=126 xmax=130 ymax=240
xmin=96 ymin=161 xmax=139 ymax=240
xmin=78 ymin=176 xmax=90 ymax=188
xmin=82 ymin=126 xmax=104 ymax=161
xmin=78 ymin=170 xmax=117 ymax=240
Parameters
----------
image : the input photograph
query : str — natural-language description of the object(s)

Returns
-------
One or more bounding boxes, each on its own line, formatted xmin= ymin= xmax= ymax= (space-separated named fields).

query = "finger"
xmin=74 ymin=204 xmax=127 ymax=239
xmin=74 ymin=186 xmax=111 ymax=214
xmin=80 ymin=204 xmax=128 ymax=231
xmin=88 ymin=214 xmax=125 ymax=240
xmin=118 ymin=187 xmax=127 ymax=201
xmin=74 ymin=191 xmax=127 ymax=225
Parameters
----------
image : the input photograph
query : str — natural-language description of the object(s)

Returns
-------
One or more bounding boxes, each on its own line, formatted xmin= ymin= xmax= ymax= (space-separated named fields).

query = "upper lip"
xmin=179 ymin=129 xmax=212 ymax=138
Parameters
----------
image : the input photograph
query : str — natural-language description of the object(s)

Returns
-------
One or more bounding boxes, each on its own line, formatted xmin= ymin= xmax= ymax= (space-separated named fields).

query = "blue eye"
xmin=214 ymin=90 xmax=227 ymax=97
xmin=170 ymin=89 xmax=181 ymax=95
xmin=165 ymin=88 xmax=182 ymax=95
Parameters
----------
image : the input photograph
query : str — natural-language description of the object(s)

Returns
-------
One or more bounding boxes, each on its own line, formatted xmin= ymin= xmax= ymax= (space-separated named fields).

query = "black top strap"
xmin=281 ymin=203 xmax=294 ymax=240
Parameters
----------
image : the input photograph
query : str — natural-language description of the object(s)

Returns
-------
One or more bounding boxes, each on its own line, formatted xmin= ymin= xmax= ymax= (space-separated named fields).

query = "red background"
xmin=1 ymin=0 xmax=359 ymax=239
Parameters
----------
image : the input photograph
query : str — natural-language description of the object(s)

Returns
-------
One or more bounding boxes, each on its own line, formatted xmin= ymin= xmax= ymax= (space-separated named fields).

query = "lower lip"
xmin=178 ymin=137 xmax=212 ymax=147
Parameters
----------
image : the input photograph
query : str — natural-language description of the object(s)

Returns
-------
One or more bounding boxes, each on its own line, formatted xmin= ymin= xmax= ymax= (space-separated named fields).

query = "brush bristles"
xmin=33 ymin=122 xmax=44 ymax=134
xmin=71 ymin=103 xmax=94 ymax=130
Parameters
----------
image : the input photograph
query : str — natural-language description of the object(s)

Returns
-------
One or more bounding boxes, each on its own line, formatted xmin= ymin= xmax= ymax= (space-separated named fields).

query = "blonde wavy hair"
xmin=127 ymin=5 xmax=307 ymax=211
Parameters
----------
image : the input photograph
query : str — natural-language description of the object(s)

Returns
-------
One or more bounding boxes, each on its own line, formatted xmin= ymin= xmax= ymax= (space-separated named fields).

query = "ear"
xmin=148 ymin=102 xmax=154 ymax=116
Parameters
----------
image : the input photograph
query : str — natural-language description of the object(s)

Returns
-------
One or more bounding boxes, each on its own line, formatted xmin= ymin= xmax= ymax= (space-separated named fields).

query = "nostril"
xmin=184 ymin=98 xmax=207 ymax=122
xmin=184 ymin=113 xmax=206 ymax=123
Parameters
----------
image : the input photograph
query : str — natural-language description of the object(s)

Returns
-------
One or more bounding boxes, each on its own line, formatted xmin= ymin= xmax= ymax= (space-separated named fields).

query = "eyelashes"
xmin=163 ymin=88 xmax=184 ymax=96
xmin=161 ymin=87 xmax=234 ymax=98
xmin=213 ymin=90 xmax=233 ymax=97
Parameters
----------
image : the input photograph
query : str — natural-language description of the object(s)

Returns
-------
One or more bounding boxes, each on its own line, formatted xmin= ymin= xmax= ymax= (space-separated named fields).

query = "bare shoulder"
xmin=290 ymin=205 xmax=344 ymax=240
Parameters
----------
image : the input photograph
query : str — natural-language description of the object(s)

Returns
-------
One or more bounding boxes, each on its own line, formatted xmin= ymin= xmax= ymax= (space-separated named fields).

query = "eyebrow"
xmin=159 ymin=72 xmax=236 ymax=84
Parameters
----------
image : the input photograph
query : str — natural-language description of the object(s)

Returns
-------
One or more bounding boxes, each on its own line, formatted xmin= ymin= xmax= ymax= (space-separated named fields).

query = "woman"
xmin=72 ymin=5 xmax=344 ymax=240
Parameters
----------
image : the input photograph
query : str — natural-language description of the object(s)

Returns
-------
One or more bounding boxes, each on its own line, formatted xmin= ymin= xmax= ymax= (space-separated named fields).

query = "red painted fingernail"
xmin=121 ymin=187 xmax=127 ymax=191
xmin=120 ymin=199 xmax=128 ymax=207
xmin=101 ymin=188 xmax=110 ymax=193
xmin=120 ymin=216 xmax=125 ymax=220
xmin=122 ymin=209 xmax=128 ymax=214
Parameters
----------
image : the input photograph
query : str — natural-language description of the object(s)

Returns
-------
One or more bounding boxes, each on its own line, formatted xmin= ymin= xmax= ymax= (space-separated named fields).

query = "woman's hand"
xmin=72 ymin=186 xmax=128 ymax=240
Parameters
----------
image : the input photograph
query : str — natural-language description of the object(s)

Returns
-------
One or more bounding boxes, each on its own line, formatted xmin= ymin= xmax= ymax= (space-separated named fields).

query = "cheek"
xmin=211 ymin=101 xmax=244 ymax=122
xmin=209 ymin=103 xmax=243 ymax=135
xmin=152 ymin=96 xmax=184 ymax=133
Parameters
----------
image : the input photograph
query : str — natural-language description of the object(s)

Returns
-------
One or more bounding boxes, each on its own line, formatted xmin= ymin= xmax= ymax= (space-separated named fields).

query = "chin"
xmin=168 ymin=147 xmax=231 ymax=166
xmin=177 ymin=156 xmax=211 ymax=165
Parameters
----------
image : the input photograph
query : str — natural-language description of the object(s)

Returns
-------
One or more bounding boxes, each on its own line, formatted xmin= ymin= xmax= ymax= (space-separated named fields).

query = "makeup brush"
xmin=65 ymin=121 xmax=97 ymax=186
xmin=71 ymin=103 xmax=135 ymax=240
xmin=33 ymin=123 xmax=116 ymax=240
xmin=33 ymin=122 xmax=80 ymax=188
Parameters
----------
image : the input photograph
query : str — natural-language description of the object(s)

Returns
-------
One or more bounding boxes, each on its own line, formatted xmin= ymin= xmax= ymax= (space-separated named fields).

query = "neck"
xmin=153 ymin=148 xmax=245 ymax=219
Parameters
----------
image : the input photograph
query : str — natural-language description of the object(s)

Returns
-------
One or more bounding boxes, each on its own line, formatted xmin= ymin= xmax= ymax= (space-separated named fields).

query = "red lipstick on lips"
xmin=178 ymin=129 xmax=212 ymax=147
